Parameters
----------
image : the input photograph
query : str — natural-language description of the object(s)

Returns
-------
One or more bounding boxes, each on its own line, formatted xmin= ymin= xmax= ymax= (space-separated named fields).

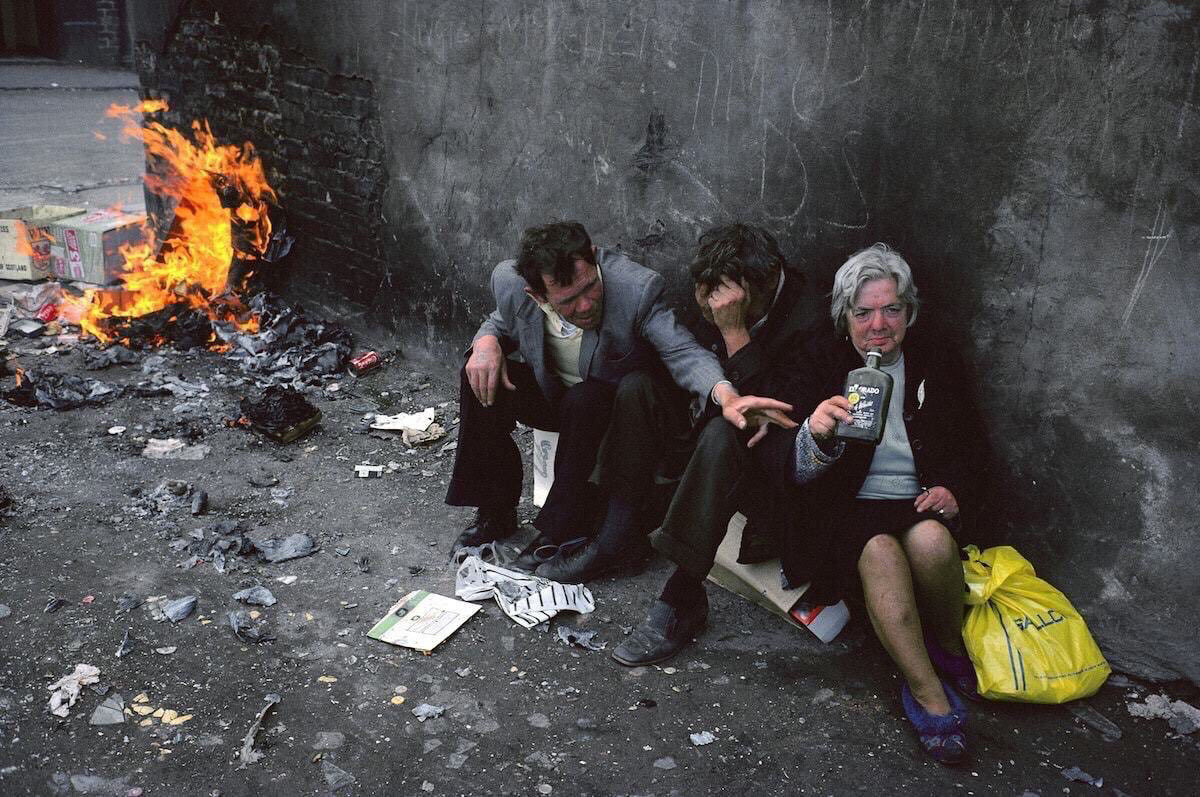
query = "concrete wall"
xmin=130 ymin=0 xmax=1200 ymax=685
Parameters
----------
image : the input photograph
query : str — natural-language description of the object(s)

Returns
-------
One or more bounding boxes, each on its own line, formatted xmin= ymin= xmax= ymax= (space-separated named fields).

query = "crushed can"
xmin=349 ymin=350 xmax=382 ymax=376
xmin=35 ymin=303 xmax=59 ymax=323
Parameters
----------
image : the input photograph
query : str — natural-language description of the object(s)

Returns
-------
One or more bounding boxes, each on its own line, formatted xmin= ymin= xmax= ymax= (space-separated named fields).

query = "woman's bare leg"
xmin=858 ymin=533 xmax=950 ymax=715
xmin=902 ymin=519 xmax=967 ymax=657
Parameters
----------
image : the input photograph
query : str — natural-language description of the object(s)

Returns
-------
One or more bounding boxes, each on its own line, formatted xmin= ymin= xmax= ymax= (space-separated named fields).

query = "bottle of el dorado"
xmin=835 ymin=350 xmax=893 ymax=445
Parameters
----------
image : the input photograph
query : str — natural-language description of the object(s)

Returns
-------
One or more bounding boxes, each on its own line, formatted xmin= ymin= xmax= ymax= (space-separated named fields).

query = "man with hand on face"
xmin=608 ymin=223 xmax=817 ymax=666
xmin=445 ymin=221 xmax=793 ymax=563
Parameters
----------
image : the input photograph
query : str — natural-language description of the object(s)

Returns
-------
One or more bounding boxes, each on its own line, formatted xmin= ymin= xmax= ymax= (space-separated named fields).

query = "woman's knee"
xmin=858 ymin=533 xmax=905 ymax=576
xmin=904 ymin=520 xmax=958 ymax=568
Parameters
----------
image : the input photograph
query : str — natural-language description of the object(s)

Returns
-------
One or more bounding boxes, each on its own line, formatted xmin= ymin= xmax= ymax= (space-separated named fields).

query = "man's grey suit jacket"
xmin=472 ymin=247 xmax=725 ymax=409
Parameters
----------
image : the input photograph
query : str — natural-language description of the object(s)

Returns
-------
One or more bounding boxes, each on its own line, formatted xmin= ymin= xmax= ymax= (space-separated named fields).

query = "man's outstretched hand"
xmin=715 ymin=385 xmax=797 ymax=447
xmin=465 ymin=335 xmax=515 ymax=407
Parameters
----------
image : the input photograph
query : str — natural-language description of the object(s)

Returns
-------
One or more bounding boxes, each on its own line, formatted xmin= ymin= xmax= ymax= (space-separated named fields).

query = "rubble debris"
xmin=356 ymin=555 xmax=370 ymax=574
xmin=412 ymin=704 xmax=445 ymax=722
xmin=4 ymin=368 xmax=118 ymax=410
xmin=256 ymin=532 xmax=317 ymax=564
xmin=44 ymin=596 xmax=67 ymax=614
xmin=142 ymin=437 xmax=211 ymax=460
xmin=0 ymin=604 xmax=10 ymax=620
xmin=1061 ymin=766 xmax=1103 ymax=787
xmin=1127 ymin=693 xmax=1200 ymax=734
xmin=115 ymin=594 xmax=142 ymax=612
xmin=238 ymin=693 xmax=282 ymax=767
xmin=690 ymin=730 xmax=716 ymax=746
xmin=653 ymin=757 xmax=677 ymax=771
xmin=88 ymin=693 xmax=125 ymax=726
xmin=115 ymin=629 xmax=135 ymax=658
xmin=321 ymin=759 xmax=356 ymax=792
xmin=1069 ymin=704 xmax=1123 ymax=741
xmin=81 ymin=344 xmax=139 ymax=370
xmin=215 ymin=292 xmax=352 ymax=388
xmin=46 ymin=663 xmax=100 ymax=717
xmin=162 ymin=595 xmax=197 ymax=622
xmin=239 ymin=385 xmax=321 ymax=443
xmin=313 ymin=731 xmax=345 ymax=751
xmin=233 ymin=586 xmax=277 ymax=607
xmin=170 ymin=519 xmax=257 ymax=573
xmin=190 ymin=490 xmax=208 ymax=515
xmin=227 ymin=610 xmax=274 ymax=643
xmin=99 ymin=302 xmax=214 ymax=351
xmin=556 ymin=626 xmax=606 ymax=651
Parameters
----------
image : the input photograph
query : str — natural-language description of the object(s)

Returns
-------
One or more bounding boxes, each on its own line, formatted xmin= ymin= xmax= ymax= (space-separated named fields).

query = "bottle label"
xmin=845 ymin=382 xmax=880 ymax=430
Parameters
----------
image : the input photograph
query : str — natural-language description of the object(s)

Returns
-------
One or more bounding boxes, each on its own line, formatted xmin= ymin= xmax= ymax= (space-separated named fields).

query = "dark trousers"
xmin=445 ymin=361 xmax=616 ymax=543
xmin=590 ymin=368 xmax=693 ymax=516
xmin=649 ymin=415 xmax=773 ymax=580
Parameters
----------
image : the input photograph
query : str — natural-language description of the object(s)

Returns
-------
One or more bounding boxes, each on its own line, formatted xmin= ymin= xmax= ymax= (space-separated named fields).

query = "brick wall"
xmin=135 ymin=15 xmax=391 ymax=313
xmin=95 ymin=0 xmax=120 ymax=63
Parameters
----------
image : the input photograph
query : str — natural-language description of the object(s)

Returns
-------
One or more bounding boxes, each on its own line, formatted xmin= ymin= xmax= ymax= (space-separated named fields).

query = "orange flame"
xmin=77 ymin=99 xmax=275 ymax=344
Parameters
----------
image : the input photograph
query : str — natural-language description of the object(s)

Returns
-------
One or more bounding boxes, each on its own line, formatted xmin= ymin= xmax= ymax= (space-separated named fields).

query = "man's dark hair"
xmin=515 ymin=221 xmax=595 ymax=294
xmin=689 ymin=223 xmax=786 ymax=291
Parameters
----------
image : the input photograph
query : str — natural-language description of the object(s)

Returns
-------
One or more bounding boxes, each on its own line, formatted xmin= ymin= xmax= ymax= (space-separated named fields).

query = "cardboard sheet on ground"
xmin=367 ymin=590 xmax=480 ymax=652
xmin=455 ymin=555 xmax=594 ymax=629
xmin=708 ymin=513 xmax=849 ymax=643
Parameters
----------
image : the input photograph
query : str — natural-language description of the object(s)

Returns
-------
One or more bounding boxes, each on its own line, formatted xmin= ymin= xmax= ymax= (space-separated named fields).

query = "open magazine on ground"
xmin=367 ymin=590 xmax=481 ymax=652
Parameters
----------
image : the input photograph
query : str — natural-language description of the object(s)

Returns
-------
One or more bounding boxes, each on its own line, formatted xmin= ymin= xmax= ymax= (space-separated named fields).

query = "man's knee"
xmin=694 ymin=415 xmax=740 ymax=458
xmin=613 ymin=370 xmax=657 ymax=405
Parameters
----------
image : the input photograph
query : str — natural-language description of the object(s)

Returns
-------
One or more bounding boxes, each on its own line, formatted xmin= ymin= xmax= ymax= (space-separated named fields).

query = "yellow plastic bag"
xmin=962 ymin=545 xmax=1110 ymax=704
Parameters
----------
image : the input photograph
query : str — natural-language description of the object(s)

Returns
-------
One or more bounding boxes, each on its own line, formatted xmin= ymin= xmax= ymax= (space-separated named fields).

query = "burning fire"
xmin=77 ymin=99 xmax=277 ymax=344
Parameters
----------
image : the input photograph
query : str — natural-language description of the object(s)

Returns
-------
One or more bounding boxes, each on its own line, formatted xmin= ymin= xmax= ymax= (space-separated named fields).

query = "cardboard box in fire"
xmin=0 ymin=206 xmax=86 ymax=281
xmin=48 ymin=207 xmax=148 ymax=285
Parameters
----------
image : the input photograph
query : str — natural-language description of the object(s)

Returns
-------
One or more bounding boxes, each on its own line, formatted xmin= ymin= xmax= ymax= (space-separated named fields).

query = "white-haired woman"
xmin=755 ymin=243 xmax=987 ymax=764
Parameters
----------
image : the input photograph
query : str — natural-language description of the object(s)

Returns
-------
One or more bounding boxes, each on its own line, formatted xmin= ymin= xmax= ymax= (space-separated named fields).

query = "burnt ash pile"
xmin=214 ymin=292 xmax=352 ymax=388
xmin=239 ymin=385 xmax=319 ymax=436
xmin=4 ymin=368 xmax=120 ymax=410
xmin=99 ymin=303 xmax=217 ymax=351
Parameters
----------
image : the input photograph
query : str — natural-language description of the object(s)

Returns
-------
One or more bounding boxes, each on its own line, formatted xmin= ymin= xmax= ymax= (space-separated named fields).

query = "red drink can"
xmin=36 ymin=303 xmax=59 ymax=323
xmin=349 ymin=350 xmax=382 ymax=375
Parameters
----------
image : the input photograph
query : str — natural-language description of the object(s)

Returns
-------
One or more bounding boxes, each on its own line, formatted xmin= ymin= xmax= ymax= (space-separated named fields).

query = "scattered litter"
xmin=107 ymin=425 xmax=126 ymax=435
xmin=8 ymin=318 xmax=44 ymax=337
xmin=1127 ymin=693 xmax=1200 ymax=734
xmin=0 ymin=604 xmax=10 ymax=620
xmin=371 ymin=408 xmax=434 ymax=431
xmin=233 ymin=586 xmax=277 ymax=607
xmin=1069 ymin=704 xmax=1122 ymax=741
xmin=3 ymin=367 xmax=119 ymax=410
xmin=44 ymin=596 xmax=66 ymax=614
xmin=228 ymin=610 xmax=274 ymax=643
xmin=354 ymin=464 xmax=384 ymax=478
xmin=1061 ymin=766 xmax=1103 ymax=787
xmin=162 ymin=596 xmax=197 ymax=622
xmin=115 ymin=629 xmax=135 ymax=658
xmin=455 ymin=667 xmax=472 ymax=678
xmin=190 ymin=491 xmax=208 ymax=515
xmin=451 ymin=541 xmax=506 ymax=566
xmin=47 ymin=663 xmax=100 ymax=717
xmin=335 ymin=547 xmax=351 ymax=557
xmin=115 ymin=594 xmax=142 ymax=612
xmin=367 ymin=591 xmax=481 ymax=652
xmin=80 ymin=595 xmax=95 ymax=605
xmin=276 ymin=575 xmax=297 ymax=585
xmin=390 ymin=696 xmax=406 ymax=706
xmin=256 ymin=532 xmax=318 ymax=563
xmin=318 ymin=676 xmax=337 ymax=683
xmin=556 ymin=626 xmax=606 ymax=651
xmin=357 ymin=555 xmax=370 ymax=573
xmin=88 ymin=693 xmax=125 ymax=726
xmin=154 ymin=646 xmax=177 ymax=655
xmin=313 ymin=731 xmax=345 ymax=750
xmin=247 ymin=468 xmax=279 ymax=487
xmin=321 ymin=758 xmax=355 ymax=792
xmin=653 ymin=756 xmax=677 ymax=770
xmin=456 ymin=556 xmax=595 ymax=629
xmin=690 ymin=730 xmax=716 ymax=746
xmin=349 ymin=350 xmax=383 ymax=375
xmin=412 ymin=704 xmax=445 ymax=722
xmin=238 ymin=693 xmax=282 ymax=767
xmin=527 ymin=713 xmax=550 ymax=728
xmin=142 ymin=438 xmax=210 ymax=460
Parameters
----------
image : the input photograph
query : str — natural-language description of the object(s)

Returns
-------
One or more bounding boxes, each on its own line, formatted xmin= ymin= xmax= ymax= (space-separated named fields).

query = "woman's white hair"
xmin=830 ymin=243 xmax=920 ymax=334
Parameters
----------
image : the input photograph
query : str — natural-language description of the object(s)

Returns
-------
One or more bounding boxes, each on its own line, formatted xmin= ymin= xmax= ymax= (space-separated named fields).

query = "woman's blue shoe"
xmin=901 ymin=680 xmax=968 ymax=765
xmin=924 ymin=631 xmax=981 ymax=702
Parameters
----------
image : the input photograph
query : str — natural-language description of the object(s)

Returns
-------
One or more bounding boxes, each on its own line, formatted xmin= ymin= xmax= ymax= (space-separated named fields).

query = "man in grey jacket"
xmin=445 ymin=221 xmax=791 ymax=560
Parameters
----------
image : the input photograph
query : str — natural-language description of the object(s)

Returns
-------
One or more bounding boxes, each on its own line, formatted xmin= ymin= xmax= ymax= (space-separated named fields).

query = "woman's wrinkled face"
xmin=847 ymin=277 xmax=907 ymax=364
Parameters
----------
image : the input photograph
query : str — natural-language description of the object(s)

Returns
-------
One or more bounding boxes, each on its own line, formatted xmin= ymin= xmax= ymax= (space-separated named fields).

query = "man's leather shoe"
xmin=453 ymin=507 xmax=518 ymax=550
xmin=611 ymin=596 xmax=707 ymax=667
xmin=533 ymin=537 xmax=604 ymax=582
xmin=509 ymin=533 xmax=571 ymax=573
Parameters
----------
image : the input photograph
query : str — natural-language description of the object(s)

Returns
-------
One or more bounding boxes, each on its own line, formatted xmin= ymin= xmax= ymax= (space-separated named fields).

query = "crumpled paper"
xmin=371 ymin=408 xmax=446 ymax=446
xmin=455 ymin=556 xmax=594 ymax=629
xmin=47 ymin=663 xmax=100 ymax=717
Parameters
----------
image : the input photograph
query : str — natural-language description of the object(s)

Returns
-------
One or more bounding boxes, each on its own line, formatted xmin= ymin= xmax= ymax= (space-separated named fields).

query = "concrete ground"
xmin=1 ymin=61 xmax=1198 ymax=796
xmin=0 ymin=58 xmax=146 ymax=212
